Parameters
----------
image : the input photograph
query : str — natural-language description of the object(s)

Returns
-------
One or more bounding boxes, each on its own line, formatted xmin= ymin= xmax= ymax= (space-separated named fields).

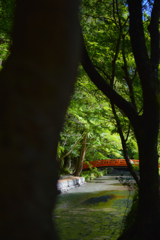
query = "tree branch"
xmin=111 ymin=103 xmax=140 ymax=187
xmin=60 ymin=135 xmax=82 ymax=161
xmin=80 ymin=32 xmax=138 ymax=126
xmin=127 ymin=0 xmax=153 ymax=92
xmin=122 ymin=41 xmax=137 ymax=110
xmin=150 ymin=0 xmax=160 ymax=80
xmin=125 ymin=123 xmax=131 ymax=142
xmin=94 ymin=65 xmax=112 ymax=81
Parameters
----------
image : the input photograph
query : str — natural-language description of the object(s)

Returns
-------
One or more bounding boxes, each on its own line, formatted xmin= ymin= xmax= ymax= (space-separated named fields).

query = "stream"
xmin=54 ymin=170 xmax=136 ymax=240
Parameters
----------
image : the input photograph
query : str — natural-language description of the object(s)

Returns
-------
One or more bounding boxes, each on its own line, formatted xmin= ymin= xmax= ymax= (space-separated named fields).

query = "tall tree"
xmin=0 ymin=1 xmax=80 ymax=240
xmin=74 ymin=132 xmax=88 ymax=176
xmin=80 ymin=0 xmax=160 ymax=239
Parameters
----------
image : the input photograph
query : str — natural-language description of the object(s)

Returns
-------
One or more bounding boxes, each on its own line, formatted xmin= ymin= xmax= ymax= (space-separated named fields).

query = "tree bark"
xmin=134 ymin=113 xmax=160 ymax=239
xmin=125 ymin=1 xmax=160 ymax=239
xmin=118 ymin=112 xmax=160 ymax=240
xmin=0 ymin=1 xmax=80 ymax=240
xmin=74 ymin=133 xmax=87 ymax=176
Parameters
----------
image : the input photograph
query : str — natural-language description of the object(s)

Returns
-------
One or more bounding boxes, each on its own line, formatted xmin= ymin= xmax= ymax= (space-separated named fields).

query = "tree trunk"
xmin=59 ymin=135 xmax=82 ymax=167
xmin=0 ymin=1 xmax=80 ymax=240
xmin=111 ymin=103 xmax=140 ymax=187
xmin=119 ymin=111 xmax=160 ymax=240
xmin=74 ymin=133 xmax=87 ymax=176
xmin=135 ymin=116 xmax=159 ymax=239
xmin=119 ymin=1 xmax=160 ymax=239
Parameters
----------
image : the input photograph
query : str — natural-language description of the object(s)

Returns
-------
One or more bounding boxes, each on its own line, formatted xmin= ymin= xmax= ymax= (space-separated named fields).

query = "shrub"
xmin=81 ymin=167 xmax=109 ymax=181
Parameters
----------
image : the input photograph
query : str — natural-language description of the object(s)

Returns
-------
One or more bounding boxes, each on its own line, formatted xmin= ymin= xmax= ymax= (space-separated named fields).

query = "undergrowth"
xmin=119 ymin=174 xmax=160 ymax=238
xmin=120 ymin=191 xmax=139 ymax=237
xmin=115 ymin=173 xmax=139 ymax=237
xmin=80 ymin=167 xmax=111 ymax=181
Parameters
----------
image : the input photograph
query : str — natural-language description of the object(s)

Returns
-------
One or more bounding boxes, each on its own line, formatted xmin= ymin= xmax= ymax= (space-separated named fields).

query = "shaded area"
xmin=81 ymin=195 xmax=114 ymax=205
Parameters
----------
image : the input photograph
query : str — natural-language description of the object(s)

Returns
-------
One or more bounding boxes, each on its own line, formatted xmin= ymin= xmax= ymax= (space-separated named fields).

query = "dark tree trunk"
xmin=125 ymin=1 xmax=160 ymax=238
xmin=0 ymin=1 xmax=80 ymax=240
xmin=118 ymin=103 xmax=160 ymax=240
xmin=135 ymin=114 xmax=159 ymax=239
xmin=74 ymin=133 xmax=87 ymax=176
xmin=111 ymin=103 xmax=140 ymax=187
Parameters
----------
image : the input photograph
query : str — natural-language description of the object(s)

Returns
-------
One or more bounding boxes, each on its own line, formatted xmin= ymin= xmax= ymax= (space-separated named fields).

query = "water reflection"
xmin=54 ymin=174 xmax=135 ymax=240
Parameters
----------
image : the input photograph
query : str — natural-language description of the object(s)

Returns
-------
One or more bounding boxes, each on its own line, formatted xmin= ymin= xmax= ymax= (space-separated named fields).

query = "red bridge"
xmin=83 ymin=159 xmax=139 ymax=170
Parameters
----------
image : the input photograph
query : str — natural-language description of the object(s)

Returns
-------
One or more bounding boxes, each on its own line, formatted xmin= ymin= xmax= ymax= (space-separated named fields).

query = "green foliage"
xmin=0 ymin=0 xmax=15 ymax=66
xmin=80 ymin=0 xmax=144 ymax=112
xmin=59 ymin=167 xmax=71 ymax=176
xmin=81 ymin=168 xmax=108 ymax=181
xmin=57 ymin=143 xmax=65 ymax=158
xmin=58 ymin=66 xmax=139 ymax=171
xmin=0 ymin=0 xmax=15 ymax=37
xmin=79 ymin=0 xmax=142 ymax=167
xmin=58 ymin=74 xmax=129 ymax=168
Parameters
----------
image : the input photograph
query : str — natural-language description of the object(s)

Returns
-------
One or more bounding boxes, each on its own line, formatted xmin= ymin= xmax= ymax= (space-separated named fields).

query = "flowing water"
xmin=54 ymin=170 xmax=135 ymax=240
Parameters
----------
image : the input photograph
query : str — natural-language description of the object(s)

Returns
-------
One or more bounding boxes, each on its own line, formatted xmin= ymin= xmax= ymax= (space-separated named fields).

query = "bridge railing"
xmin=83 ymin=159 xmax=139 ymax=170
